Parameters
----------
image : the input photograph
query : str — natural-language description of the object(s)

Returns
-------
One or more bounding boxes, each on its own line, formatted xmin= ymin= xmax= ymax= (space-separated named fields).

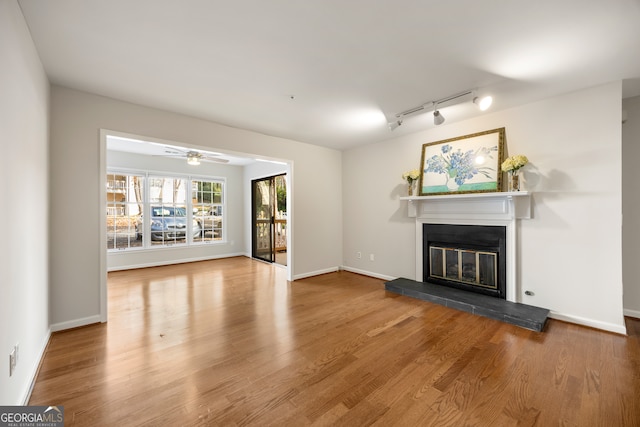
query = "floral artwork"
xmin=419 ymin=128 xmax=505 ymax=195
xmin=424 ymin=144 xmax=498 ymax=189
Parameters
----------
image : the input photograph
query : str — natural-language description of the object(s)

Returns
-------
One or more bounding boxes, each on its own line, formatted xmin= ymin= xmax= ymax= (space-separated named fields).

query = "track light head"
xmin=388 ymin=118 xmax=403 ymax=131
xmin=433 ymin=110 xmax=445 ymax=126
xmin=473 ymin=95 xmax=493 ymax=111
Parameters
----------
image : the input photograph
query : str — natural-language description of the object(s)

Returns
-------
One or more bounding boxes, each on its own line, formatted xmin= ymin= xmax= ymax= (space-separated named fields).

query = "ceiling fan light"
xmin=474 ymin=95 xmax=493 ymax=111
xmin=433 ymin=110 xmax=445 ymax=125
xmin=187 ymin=155 xmax=200 ymax=165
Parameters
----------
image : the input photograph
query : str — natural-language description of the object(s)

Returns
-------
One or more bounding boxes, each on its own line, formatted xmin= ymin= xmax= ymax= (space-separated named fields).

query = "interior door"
xmin=252 ymin=176 xmax=275 ymax=262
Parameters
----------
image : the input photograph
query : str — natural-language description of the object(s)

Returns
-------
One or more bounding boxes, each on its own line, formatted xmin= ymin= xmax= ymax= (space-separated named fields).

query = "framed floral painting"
xmin=419 ymin=127 xmax=504 ymax=196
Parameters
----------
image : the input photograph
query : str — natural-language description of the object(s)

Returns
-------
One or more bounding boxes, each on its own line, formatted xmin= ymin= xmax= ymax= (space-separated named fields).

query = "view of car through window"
xmin=137 ymin=205 xmax=200 ymax=242
xmin=106 ymin=173 xmax=224 ymax=250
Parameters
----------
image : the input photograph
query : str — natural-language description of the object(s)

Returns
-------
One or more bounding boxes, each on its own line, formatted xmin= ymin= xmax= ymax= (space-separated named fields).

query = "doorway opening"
xmin=101 ymin=130 xmax=293 ymax=325
xmin=252 ymin=174 xmax=287 ymax=266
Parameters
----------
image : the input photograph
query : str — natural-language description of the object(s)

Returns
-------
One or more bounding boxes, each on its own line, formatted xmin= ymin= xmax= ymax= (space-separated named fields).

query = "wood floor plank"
xmin=28 ymin=257 xmax=640 ymax=426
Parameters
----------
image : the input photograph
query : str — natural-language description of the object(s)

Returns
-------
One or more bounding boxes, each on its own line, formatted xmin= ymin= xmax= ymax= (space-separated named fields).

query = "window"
xmin=147 ymin=176 xmax=192 ymax=247
xmin=107 ymin=171 xmax=225 ymax=251
xmin=192 ymin=179 xmax=223 ymax=243
xmin=106 ymin=173 xmax=144 ymax=250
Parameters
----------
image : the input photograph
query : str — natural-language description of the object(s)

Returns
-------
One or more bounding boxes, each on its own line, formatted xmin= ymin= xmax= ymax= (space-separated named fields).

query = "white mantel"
xmin=402 ymin=191 xmax=532 ymax=303
xmin=400 ymin=191 xmax=531 ymax=220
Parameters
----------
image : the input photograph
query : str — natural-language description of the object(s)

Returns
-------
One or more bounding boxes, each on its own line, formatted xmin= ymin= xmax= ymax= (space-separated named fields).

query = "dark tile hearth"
xmin=385 ymin=278 xmax=549 ymax=332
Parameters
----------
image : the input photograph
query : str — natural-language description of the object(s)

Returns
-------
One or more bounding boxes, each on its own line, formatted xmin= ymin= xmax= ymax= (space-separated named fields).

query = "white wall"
xmin=623 ymin=95 xmax=640 ymax=317
xmin=50 ymin=86 xmax=343 ymax=329
xmin=106 ymin=149 xmax=245 ymax=270
xmin=0 ymin=0 xmax=50 ymax=404
xmin=342 ymin=82 xmax=626 ymax=334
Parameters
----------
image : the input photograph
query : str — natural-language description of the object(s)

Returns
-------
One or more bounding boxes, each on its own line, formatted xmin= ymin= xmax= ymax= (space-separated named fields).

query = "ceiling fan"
xmin=161 ymin=147 xmax=229 ymax=165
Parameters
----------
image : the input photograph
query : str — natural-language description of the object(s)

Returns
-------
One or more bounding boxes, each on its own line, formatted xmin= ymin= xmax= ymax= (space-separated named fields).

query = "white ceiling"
xmin=18 ymin=0 xmax=640 ymax=151
xmin=106 ymin=134 xmax=257 ymax=166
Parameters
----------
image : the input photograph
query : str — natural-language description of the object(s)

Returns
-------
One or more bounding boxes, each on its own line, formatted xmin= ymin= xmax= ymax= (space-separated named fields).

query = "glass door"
xmin=273 ymin=175 xmax=287 ymax=266
xmin=252 ymin=174 xmax=287 ymax=264
xmin=252 ymin=176 xmax=275 ymax=262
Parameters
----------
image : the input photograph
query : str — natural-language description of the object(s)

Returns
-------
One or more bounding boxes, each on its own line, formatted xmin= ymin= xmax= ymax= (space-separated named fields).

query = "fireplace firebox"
xmin=423 ymin=224 xmax=506 ymax=299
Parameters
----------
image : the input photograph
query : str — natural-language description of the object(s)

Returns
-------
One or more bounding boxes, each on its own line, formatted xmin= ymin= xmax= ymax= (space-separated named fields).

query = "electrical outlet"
xmin=356 ymin=251 xmax=362 ymax=259
xmin=369 ymin=254 xmax=375 ymax=261
xmin=9 ymin=348 xmax=16 ymax=377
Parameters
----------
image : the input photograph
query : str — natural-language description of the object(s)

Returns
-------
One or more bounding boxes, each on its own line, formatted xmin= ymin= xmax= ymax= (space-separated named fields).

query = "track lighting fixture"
xmin=433 ymin=101 xmax=445 ymax=125
xmin=388 ymin=119 xmax=403 ymax=130
xmin=473 ymin=95 xmax=493 ymax=111
xmin=388 ymin=89 xmax=493 ymax=130
xmin=433 ymin=109 xmax=445 ymax=126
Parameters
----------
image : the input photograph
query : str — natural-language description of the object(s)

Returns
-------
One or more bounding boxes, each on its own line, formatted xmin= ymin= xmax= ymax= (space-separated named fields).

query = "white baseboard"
xmin=321 ymin=268 xmax=631 ymax=335
xmin=273 ymin=264 xmax=393 ymax=282
xmin=107 ymin=252 xmax=246 ymax=272
xmin=549 ymin=312 xmax=628 ymax=335
xmin=624 ymin=308 xmax=640 ymax=319
xmin=340 ymin=266 xmax=395 ymax=281
xmin=292 ymin=266 xmax=339 ymax=281
xmin=50 ymin=314 xmax=102 ymax=333
xmin=20 ymin=327 xmax=51 ymax=405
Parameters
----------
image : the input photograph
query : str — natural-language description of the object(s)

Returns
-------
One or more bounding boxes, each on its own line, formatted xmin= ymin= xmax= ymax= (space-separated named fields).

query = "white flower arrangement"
xmin=402 ymin=169 xmax=421 ymax=184
xmin=501 ymin=155 xmax=529 ymax=173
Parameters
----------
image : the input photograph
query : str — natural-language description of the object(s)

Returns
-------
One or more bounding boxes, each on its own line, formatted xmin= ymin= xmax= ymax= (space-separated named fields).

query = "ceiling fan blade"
xmin=161 ymin=149 xmax=186 ymax=156
xmin=200 ymin=157 xmax=230 ymax=164
xmin=158 ymin=154 xmax=184 ymax=157
xmin=152 ymin=147 xmax=229 ymax=163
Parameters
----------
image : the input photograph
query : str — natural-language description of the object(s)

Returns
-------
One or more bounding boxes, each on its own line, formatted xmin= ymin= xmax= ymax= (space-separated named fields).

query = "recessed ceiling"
xmin=19 ymin=0 xmax=640 ymax=150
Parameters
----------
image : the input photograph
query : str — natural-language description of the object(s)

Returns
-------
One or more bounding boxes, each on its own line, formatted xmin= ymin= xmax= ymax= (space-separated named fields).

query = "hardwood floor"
xmin=29 ymin=257 xmax=639 ymax=426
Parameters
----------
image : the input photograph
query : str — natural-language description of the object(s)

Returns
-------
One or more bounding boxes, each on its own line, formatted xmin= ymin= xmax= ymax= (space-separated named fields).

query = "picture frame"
xmin=419 ymin=127 xmax=505 ymax=196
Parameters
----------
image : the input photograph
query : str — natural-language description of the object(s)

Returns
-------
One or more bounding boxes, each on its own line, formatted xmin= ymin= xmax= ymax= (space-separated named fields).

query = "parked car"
xmin=136 ymin=206 xmax=201 ymax=241
xmin=194 ymin=208 xmax=222 ymax=238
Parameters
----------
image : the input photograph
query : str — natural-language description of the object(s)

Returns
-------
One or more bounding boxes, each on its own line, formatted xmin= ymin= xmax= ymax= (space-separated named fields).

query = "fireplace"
xmin=390 ymin=192 xmax=545 ymax=330
xmin=407 ymin=191 xmax=530 ymax=302
xmin=423 ymin=224 xmax=506 ymax=299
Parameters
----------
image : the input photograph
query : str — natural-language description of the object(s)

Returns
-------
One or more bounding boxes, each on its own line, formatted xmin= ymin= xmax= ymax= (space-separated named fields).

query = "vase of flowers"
xmin=402 ymin=169 xmax=420 ymax=196
xmin=501 ymin=155 xmax=529 ymax=191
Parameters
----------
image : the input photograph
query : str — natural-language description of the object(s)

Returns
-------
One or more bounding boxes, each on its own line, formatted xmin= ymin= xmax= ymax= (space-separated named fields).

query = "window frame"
xmin=106 ymin=168 xmax=226 ymax=252
xmin=191 ymin=177 xmax=225 ymax=245
xmin=106 ymin=171 xmax=145 ymax=251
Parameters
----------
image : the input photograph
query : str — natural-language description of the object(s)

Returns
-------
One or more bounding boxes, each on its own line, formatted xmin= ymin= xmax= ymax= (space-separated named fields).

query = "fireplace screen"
xmin=429 ymin=246 xmax=497 ymax=289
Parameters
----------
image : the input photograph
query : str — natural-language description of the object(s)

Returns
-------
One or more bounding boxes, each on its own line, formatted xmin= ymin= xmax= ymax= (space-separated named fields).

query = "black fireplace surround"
xmin=423 ymin=224 xmax=506 ymax=299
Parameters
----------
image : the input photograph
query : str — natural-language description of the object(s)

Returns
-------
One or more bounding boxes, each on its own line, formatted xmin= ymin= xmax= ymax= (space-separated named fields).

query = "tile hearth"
xmin=385 ymin=277 xmax=549 ymax=332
